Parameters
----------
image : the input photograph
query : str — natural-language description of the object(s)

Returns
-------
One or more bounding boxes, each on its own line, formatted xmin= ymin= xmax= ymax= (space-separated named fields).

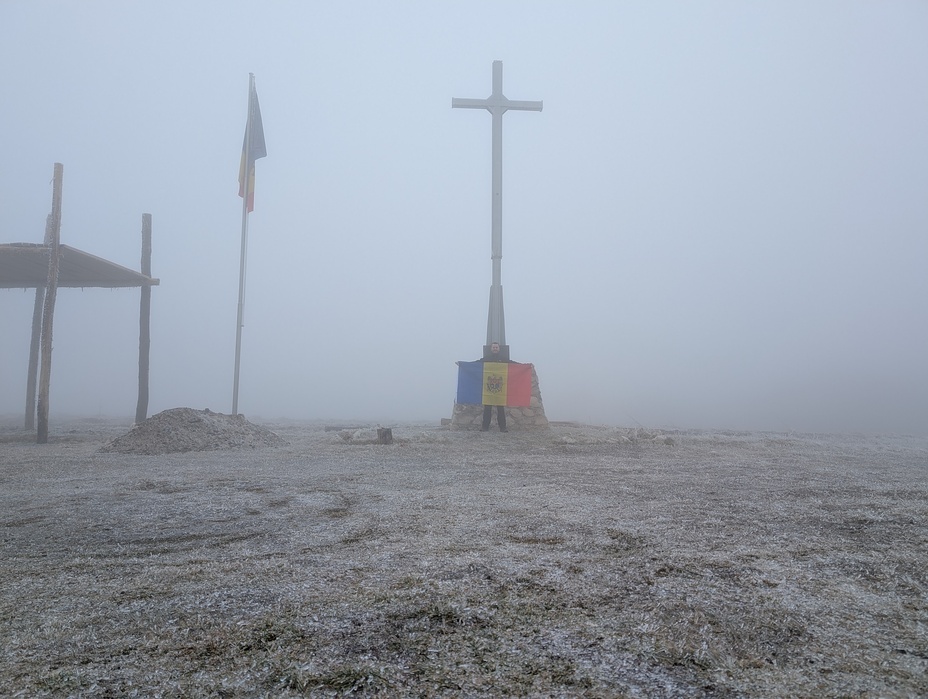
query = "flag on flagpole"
xmin=238 ymin=80 xmax=267 ymax=213
xmin=456 ymin=361 xmax=533 ymax=407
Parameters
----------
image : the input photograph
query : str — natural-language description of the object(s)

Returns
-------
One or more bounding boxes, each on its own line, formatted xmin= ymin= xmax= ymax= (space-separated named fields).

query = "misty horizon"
xmin=2 ymin=2 xmax=926 ymax=436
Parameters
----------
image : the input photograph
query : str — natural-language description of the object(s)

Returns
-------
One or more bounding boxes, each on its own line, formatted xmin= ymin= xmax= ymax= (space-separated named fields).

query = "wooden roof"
xmin=0 ymin=243 xmax=159 ymax=289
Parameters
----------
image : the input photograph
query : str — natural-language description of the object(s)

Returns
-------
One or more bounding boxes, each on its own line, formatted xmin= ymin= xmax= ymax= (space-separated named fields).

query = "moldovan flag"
xmin=456 ymin=361 xmax=533 ymax=407
xmin=238 ymin=78 xmax=267 ymax=212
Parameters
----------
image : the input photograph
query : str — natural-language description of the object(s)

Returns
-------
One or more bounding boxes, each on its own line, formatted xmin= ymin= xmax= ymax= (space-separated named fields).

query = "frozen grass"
xmin=1 ymin=418 xmax=926 ymax=697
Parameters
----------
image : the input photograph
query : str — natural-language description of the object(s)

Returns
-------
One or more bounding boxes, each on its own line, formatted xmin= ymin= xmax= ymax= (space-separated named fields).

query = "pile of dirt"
xmin=99 ymin=408 xmax=287 ymax=455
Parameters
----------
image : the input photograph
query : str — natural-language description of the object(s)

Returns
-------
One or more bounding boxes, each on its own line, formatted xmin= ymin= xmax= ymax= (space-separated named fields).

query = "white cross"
xmin=453 ymin=61 xmax=542 ymax=351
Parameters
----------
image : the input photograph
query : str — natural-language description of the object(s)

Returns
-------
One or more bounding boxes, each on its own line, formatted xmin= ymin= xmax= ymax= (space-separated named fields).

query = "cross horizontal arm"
xmin=452 ymin=97 xmax=543 ymax=114
xmin=451 ymin=98 xmax=490 ymax=109
xmin=505 ymin=99 xmax=543 ymax=112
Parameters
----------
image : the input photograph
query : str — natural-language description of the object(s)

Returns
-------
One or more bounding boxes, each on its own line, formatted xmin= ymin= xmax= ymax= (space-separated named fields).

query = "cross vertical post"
xmin=453 ymin=61 xmax=542 ymax=359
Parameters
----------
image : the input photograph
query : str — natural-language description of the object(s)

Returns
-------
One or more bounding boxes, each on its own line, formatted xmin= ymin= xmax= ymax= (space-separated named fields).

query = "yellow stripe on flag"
xmin=482 ymin=362 xmax=509 ymax=406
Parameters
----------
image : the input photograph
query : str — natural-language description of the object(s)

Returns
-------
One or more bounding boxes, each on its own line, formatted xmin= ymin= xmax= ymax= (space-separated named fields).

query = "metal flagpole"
xmin=232 ymin=73 xmax=254 ymax=416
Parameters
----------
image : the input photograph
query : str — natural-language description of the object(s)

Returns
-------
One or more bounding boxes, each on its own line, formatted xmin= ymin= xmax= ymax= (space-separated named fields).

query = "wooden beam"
xmin=25 ymin=214 xmax=57 ymax=429
xmin=37 ymin=163 xmax=63 ymax=444
xmin=25 ymin=288 xmax=44 ymax=429
xmin=135 ymin=213 xmax=152 ymax=424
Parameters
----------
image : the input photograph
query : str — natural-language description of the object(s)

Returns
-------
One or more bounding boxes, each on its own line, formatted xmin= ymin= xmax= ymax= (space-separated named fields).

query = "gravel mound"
xmin=99 ymin=407 xmax=287 ymax=455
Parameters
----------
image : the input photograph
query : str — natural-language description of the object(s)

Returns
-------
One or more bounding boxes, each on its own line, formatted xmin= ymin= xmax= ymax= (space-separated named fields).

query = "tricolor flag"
xmin=238 ymin=79 xmax=267 ymax=213
xmin=456 ymin=361 xmax=533 ymax=407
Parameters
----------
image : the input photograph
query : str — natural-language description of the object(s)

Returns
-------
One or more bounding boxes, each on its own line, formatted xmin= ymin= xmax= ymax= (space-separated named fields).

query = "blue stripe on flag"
xmin=456 ymin=361 xmax=484 ymax=405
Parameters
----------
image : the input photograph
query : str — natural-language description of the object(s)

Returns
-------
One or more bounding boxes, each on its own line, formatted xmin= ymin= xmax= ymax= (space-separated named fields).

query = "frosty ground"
xmin=1 ymin=415 xmax=926 ymax=697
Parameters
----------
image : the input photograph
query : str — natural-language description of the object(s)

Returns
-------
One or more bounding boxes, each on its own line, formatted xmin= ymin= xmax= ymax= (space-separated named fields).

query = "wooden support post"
xmin=37 ymin=163 xmax=63 ymax=444
xmin=25 ymin=213 xmax=57 ymax=429
xmin=25 ymin=288 xmax=44 ymax=429
xmin=135 ymin=213 xmax=152 ymax=424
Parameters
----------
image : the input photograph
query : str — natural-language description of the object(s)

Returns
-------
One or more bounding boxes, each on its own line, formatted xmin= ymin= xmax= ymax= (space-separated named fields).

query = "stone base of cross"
xmin=449 ymin=363 xmax=549 ymax=431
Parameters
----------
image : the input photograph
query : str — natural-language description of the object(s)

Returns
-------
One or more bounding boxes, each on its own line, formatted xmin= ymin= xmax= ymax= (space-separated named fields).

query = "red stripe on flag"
xmin=506 ymin=363 xmax=533 ymax=407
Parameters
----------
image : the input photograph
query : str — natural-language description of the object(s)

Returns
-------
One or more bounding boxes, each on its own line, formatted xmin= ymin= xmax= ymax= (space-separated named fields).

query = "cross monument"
xmin=453 ymin=61 xmax=542 ymax=360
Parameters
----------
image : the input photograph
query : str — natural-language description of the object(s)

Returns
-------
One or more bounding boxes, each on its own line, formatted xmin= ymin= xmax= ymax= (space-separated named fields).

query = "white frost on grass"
xmin=1 ymin=415 xmax=926 ymax=697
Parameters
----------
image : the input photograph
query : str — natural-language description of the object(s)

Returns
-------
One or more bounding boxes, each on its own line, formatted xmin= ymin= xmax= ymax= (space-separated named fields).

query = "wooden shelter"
xmin=0 ymin=164 xmax=159 ymax=442
xmin=0 ymin=243 xmax=158 ymax=289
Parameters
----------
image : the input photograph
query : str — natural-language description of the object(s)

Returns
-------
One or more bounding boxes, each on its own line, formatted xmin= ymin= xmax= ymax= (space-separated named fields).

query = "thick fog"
xmin=1 ymin=2 xmax=926 ymax=434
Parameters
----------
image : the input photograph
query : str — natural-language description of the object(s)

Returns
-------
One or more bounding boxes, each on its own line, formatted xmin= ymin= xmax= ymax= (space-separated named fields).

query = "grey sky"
xmin=2 ymin=1 xmax=926 ymax=433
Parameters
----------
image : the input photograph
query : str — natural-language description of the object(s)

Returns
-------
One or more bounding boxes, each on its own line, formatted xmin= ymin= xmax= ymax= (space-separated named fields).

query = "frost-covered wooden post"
xmin=25 ymin=212 xmax=55 ymax=430
xmin=136 ymin=213 xmax=153 ymax=424
xmin=37 ymin=163 xmax=63 ymax=444
xmin=453 ymin=61 xmax=542 ymax=360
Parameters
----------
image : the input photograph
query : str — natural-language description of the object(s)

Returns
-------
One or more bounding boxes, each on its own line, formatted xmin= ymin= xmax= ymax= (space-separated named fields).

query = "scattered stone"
xmin=99 ymin=407 xmax=287 ymax=455
xmin=336 ymin=427 xmax=390 ymax=444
